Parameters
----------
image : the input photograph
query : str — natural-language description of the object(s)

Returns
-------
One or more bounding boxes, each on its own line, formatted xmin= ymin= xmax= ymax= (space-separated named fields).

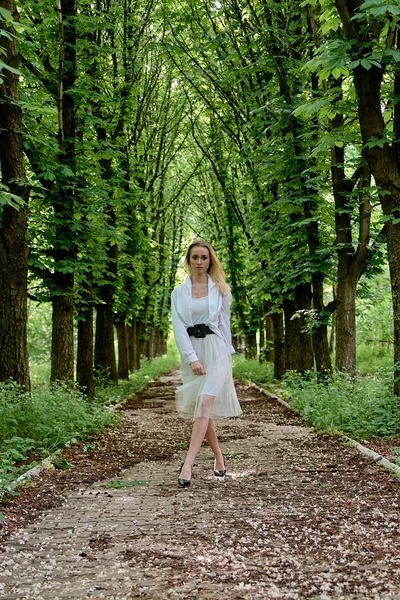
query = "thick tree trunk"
xmin=283 ymin=284 xmax=314 ymax=373
xmin=272 ymin=312 xmax=285 ymax=380
xmin=0 ymin=0 xmax=30 ymax=389
xmin=116 ymin=320 xmax=129 ymax=380
xmin=76 ymin=280 xmax=95 ymax=398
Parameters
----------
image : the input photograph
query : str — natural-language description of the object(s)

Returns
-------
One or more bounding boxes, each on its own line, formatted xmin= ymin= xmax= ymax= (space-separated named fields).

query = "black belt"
xmin=187 ymin=324 xmax=215 ymax=338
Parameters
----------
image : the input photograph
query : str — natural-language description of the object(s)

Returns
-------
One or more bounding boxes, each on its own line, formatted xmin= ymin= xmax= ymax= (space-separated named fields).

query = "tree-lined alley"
xmin=1 ymin=0 xmax=400 ymax=395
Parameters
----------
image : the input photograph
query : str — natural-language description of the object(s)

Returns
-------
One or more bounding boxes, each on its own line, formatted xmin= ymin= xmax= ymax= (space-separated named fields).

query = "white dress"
xmin=175 ymin=295 xmax=242 ymax=420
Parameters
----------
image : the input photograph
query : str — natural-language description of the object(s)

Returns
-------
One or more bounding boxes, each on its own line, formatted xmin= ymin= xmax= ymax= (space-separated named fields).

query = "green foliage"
xmin=0 ymin=182 xmax=24 ymax=209
xmin=27 ymin=300 xmax=52 ymax=365
xmin=286 ymin=369 xmax=400 ymax=440
xmin=0 ymin=348 xmax=178 ymax=494
xmin=95 ymin=344 xmax=179 ymax=405
xmin=232 ymin=355 xmax=274 ymax=387
xmin=356 ymin=270 xmax=393 ymax=374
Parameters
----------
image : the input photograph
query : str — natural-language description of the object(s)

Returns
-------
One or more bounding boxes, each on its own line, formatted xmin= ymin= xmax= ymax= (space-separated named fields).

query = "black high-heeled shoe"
xmin=213 ymin=456 xmax=226 ymax=477
xmin=178 ymin=463 xmax=191 ymax=488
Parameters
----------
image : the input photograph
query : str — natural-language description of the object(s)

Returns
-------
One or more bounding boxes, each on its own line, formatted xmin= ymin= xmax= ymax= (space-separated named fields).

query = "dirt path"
xmin=1 ymin=369 xmax=400 ymax=599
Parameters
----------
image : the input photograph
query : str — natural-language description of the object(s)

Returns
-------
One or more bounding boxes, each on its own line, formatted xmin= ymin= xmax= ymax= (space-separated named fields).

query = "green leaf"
xmin=52 ymin=458 xmax=75 ymax=470
xmin=0 ymin=59 xmax=20 ymax=76
xmin=360 ymin=59 xmax=373 ymax=70
xmin=0 ymin=7 xmax=13 ymax=22
xmin=0 ymin=512 xmax=4 ymax=522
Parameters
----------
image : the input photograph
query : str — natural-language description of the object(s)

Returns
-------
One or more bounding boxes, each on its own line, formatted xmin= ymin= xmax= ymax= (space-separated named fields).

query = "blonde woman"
xmin=171 ymin=240 xmax=242 ymax=488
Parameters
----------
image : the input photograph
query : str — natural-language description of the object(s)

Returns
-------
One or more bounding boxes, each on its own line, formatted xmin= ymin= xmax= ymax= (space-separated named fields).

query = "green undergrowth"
xmin=0 ymin=348 xmax=178 ymax=496
xmin=233 ymin=356 xmax=400 ymax=441
xmin=285 ymin=369 xmax=400 ymax=440
xmin=232 ymin=355 xmax=274 ymax=387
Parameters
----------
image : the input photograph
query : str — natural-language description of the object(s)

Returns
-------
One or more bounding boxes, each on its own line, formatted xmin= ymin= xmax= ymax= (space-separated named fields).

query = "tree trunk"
xmin=116 ymin=320 xmax=129 ymax=380
xmin=50 ymin=0 xmax=77 ymax=383
xmin=312 ymin=274 xmax=333 ymax=378
xmin=76 ymin=280 xmax=95 ymax=398
xmin=272 ymin=312 xmax=285 ymax=380
xmin=283 ymin=284 xmax=314 ymax=373
xmin=95 ymin=297 xmax=117 ymax=381
xmin=265 ymin=314 xmax=275 ymax=362
xmin=51 ymin=291 xmax=75 ymax=383
xmin=0 ymin=0 xmax=30 ymax=389
xmin=335 ymin=269 xmax=358 ymax=374
xmin=333 ymin=0 xmax=400 ymax=392
xmin=245 ymin=332 xmax=257 ymax=359
xmin=127 ymin=322 xmax=138 ymax=372
xmin=130 ymin=319 xmax=141 ymax=371
xmin=385 ymin=219 xmax=400 ymax=396
xmin=259 ymin=310 xmax=265 ymax=363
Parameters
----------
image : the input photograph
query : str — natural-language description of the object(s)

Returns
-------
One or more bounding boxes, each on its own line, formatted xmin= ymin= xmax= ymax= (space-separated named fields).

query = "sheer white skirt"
xmin=176 ymin=334 xmax=242 ymax=420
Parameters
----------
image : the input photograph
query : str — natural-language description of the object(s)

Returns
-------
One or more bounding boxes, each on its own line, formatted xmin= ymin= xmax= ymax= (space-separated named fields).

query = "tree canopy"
xmin=1 ymin=0 xmax=400 ymax=394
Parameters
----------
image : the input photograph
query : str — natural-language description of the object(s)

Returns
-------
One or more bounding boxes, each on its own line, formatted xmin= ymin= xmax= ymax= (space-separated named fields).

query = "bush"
xmin=232 ymin=355 xmax=274 ymax=387
xmin=0 ymin=346 xmax=179 ymax=494
xmin=285 ymin=369 xmax=400 ymax=440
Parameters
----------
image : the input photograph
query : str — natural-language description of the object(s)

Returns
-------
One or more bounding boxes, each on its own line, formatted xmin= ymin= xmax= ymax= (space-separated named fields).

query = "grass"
xmin=0 ymin=346 xmax=179 ymax=495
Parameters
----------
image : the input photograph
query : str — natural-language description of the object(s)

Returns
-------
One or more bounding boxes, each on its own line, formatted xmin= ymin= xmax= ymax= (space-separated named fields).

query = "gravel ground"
xmin=1 ymin=369 xmax=400 ymax=599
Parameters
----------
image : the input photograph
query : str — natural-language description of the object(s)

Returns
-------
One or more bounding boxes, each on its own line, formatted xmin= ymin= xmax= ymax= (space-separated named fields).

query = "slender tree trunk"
xmin=259 ymin=310 xmax=265 ymax=363
xmin=116 ymin=319 xmax=129 ymax=380
xmin=130 ymin=319 xmax=141 ymax=371
xmin=0 ymin=0 xmax=30 ymax=389
xmin=94 ymin=282 xmax=118 ymax=381
xmin=76 ymin=279 xmax=95 ymax=398
xmin=265 ymin=314 xmax=275 ymax=362
xmin=50 ymin=0 xmax=77 ymax=383
xmin=312 ymin=274 xmax=333 ymax=377
xmin=127 ymin=323 xmax=135 ymax=372
xmin=51 ymin=291 xmax=75 ymax=382
xmin=335 ymin=267 xmax=358 ymax=374
xmin=272 ymin=312 xmax=285 ymax=380
xmin=245 ymin=333 xmax=257 ymax=359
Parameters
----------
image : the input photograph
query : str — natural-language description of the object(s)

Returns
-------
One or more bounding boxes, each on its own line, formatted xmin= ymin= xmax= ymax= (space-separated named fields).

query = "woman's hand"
xmin=190 ymin=360 xmax=206 ymax=375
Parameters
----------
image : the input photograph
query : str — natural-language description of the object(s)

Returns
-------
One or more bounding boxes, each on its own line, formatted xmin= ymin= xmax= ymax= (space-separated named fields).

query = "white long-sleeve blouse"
xmin=171 ymin=275 xmax=235 ymax=364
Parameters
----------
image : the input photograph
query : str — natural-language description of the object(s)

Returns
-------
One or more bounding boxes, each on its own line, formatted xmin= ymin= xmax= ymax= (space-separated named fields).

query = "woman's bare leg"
xmin=205 ymin=419 xmax=224 ymax=470
xmin=180 ymin=395 xmax=214 ymax=480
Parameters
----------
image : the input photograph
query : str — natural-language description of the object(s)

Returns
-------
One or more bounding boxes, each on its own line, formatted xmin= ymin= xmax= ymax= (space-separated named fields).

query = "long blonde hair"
xmin=184 ymin=239 xmax=230 ymax=296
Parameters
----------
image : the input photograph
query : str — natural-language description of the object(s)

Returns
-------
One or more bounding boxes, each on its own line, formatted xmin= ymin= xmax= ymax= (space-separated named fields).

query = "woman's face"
xmin=189 ymin=245 xmax=211 ymax=275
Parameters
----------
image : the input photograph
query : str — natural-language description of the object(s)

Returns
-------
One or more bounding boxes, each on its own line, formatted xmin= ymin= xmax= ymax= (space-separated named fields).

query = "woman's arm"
xmin=171 ymin=290 xmax=199 ymax=364
xmin=218 ymin=292 xmax=235 ymax=353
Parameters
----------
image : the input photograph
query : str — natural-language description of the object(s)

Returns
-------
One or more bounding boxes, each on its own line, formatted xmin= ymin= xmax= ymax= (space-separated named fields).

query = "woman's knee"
xmin=201 ymin=395 xmax=214 ymax=417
